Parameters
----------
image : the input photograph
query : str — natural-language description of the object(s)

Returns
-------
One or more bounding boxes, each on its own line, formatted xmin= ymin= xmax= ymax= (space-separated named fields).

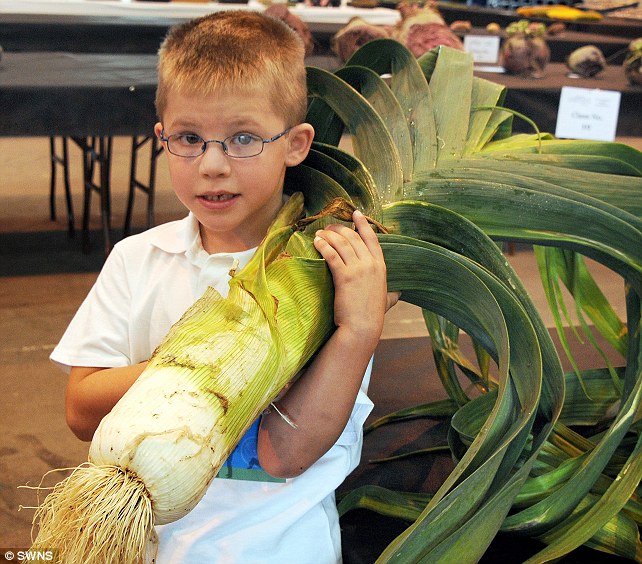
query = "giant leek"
xmin=30 ymin=193 xmax=338 ymax=563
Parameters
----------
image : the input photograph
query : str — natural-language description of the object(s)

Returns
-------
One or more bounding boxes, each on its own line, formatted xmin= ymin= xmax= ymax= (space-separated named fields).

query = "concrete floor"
xmin=0 ymin=135 xmax=636 ymax=552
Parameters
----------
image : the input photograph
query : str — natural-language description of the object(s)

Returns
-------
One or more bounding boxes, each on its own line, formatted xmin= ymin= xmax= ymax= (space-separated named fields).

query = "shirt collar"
xmin=147 ymin=214 xmax=193 ymax=254
xmin=184 ymin=213 xmax=207 ymax=264
xmin=172 ymin=213 xmax=258 ymax=272
xmin=151 ymin=213 xmax=257 ymax=271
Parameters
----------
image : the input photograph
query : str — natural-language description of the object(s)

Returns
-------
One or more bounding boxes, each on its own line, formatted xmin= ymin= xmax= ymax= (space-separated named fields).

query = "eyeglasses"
xmin=159 ymin=128 xmax=292 ymax=159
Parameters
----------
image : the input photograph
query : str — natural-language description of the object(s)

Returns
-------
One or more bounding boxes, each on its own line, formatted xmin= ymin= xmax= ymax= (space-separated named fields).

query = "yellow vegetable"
xmin=516 ymin=5 xmax=603 ymax=20
xmin=545 ymin=6 xmax=603 ymax=21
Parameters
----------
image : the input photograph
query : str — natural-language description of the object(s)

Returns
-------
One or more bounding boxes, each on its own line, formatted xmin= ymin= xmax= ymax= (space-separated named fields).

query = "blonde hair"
xmin=156 ymin=11 xmax=308 ymax=124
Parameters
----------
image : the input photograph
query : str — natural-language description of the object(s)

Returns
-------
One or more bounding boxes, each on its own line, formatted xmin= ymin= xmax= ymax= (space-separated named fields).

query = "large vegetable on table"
xmin=29 ymin=40 xmax=642 ymax=563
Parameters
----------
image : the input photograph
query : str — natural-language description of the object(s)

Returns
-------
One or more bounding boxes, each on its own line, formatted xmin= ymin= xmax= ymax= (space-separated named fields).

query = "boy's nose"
xmin=198 ymin=142 xmax=232 ymax=177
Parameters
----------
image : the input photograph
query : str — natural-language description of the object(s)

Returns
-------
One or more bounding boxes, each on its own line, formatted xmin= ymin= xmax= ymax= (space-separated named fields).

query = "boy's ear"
xmin=285 ymin=123 xmax=315 ymax=167
xmin=154 ymin=122 xmax=163 ymax=139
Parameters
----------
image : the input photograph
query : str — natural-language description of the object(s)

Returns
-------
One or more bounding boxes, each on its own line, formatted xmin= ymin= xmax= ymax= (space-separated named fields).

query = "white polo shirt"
xmin=51 ymin=214 xmax=373 ymax=563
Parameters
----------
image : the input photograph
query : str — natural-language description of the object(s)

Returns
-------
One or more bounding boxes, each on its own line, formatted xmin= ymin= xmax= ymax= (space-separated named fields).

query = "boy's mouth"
xmin=199 ymin=193 xmax=237 ymax=202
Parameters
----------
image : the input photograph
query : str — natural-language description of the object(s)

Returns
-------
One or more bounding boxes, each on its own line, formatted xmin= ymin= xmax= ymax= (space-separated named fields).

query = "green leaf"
xmin=305 ymin=37 xmax=642 ymax=562
xmin=426 ymin=46 xmax=474 ymax=163
xmin=335 ymin=65 xmax=414 ymax=182
xmin=306 ymin=66 xmax=404 ymax=202
xmin=466 ymin=76 xmax=510 ymax=154
xmin=337 ymin=485 xmax=431 ymax=522
xmin=345 ymin=38 xmax=438 ymax=175
xmin=364 ymin=399 xmax=459 ymax=433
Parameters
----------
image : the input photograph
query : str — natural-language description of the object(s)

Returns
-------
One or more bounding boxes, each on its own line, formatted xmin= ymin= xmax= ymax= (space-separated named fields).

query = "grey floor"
xmin=0 ymin=135 xmax=636 ymax=551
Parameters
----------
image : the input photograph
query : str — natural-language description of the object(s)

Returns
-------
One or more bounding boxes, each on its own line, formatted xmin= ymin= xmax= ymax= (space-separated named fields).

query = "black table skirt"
xmin=0 ymin=52 xmax=158 ymax=137
xmin=0 ymin=52 xmax=335 ymax=137
xmin=1 ymin=53 xmax=639 ymax=139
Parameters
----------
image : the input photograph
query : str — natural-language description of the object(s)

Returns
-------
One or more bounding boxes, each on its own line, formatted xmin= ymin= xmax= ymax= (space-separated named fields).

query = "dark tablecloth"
xmin=1 ymin=52 xmax=639 ymax=139
xmin=459 ymin=27 xmax=633 ymax=64
xmin=0 ymin=51 xmax=338 ymax=137
xmin=0 ymin=52 xmax=158 ymax=137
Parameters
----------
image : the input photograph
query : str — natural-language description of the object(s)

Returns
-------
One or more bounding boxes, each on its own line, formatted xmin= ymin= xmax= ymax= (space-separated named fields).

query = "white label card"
xmin=555 ymin=86 xmax=621 ymax=142
xmin=463 ymin=35 xmax=501 ymax=64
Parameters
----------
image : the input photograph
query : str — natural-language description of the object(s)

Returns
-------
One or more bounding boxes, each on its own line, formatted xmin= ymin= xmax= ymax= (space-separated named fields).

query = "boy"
xmin=51 ymin=11 xmax=395 ymax=563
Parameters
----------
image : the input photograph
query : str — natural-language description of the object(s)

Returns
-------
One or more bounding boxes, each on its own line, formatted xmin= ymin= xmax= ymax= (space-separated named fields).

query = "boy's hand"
xmin=313 ymin=210 xmax=398 ymax=347
xmin=259 ymin=210 xmax=399 ymax=477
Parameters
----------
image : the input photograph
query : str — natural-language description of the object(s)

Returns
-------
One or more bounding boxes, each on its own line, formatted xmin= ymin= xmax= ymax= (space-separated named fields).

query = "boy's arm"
xmin=66 ymin=362 xmax=147 ymax=441
xmin=258 ymin=210 xmax=397 ymax=478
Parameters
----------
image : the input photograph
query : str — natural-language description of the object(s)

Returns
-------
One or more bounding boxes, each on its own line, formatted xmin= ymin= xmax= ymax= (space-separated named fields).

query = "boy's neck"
xmin=198 ymin=228 xmax=259 ymax=255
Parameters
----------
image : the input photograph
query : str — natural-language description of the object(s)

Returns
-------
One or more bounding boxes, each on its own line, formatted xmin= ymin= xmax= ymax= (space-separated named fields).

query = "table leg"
xmin=73 ymin=136 xmax=114 ymax=256
xmin=49 ymin=136 xmax=75 ymax=238
xmin=123 ymin=135 xmax=162 ymax=238
xmin=99 ymin=136 xmax=113 ymax=257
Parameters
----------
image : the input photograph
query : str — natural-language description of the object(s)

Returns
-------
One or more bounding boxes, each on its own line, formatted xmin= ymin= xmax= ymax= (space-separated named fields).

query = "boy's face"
xmin=155 ymin=87 xmax=312 ymax=254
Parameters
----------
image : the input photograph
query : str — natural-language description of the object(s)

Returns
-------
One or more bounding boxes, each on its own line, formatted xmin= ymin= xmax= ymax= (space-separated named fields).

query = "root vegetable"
xmin=566 ymin=45 xmax=606 ymax=78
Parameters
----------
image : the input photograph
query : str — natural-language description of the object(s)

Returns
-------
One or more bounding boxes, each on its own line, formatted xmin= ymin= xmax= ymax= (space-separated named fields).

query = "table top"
xmin=437 ymin=0 xmax=642 ymax=37
xmin=476 ymin=61 xmax=640 ymax=93
xmin=458 ymin=27 xmax=633 ymax=64
xmin=477 ymin=62 xmax=641 ymax=136
xmin=0 ymin=0 xmax=401 ymax=26
xmin=0 ymin=1 xmax=400 ymax=54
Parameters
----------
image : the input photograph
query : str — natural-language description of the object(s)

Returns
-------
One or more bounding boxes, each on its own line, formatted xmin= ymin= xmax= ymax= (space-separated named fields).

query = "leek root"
xmin=31 ymin=464 xmax=154 ymax=564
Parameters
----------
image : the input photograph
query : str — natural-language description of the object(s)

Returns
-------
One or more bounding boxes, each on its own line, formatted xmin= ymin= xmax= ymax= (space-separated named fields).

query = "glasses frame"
xmin=159 ymin=127 xmax=292 ymax=159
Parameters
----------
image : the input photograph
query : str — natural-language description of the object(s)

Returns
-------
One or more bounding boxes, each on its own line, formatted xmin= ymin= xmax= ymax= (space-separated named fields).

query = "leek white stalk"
xmin=29 ymin=193 xmax=336 ymax=563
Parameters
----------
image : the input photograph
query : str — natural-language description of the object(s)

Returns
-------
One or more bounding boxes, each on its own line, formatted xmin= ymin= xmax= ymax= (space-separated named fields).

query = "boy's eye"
xmin=177 ymin=134 xmax=204 ymax=146
xmin=229 ymin=133 xmax=260 ymax=146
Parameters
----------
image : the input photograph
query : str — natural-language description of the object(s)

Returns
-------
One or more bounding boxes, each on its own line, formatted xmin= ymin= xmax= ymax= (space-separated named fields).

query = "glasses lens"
xmin=224 ymin=133 xmax=264 ymax=158
xmin=168 ymin=133 xmax=204 ymax=157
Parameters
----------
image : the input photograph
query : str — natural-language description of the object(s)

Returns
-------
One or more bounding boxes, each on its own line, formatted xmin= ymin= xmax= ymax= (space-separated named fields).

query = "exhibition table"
xmin=0 ymin=52 xmax=159 ymax=254
xmin=0 ymin=49 xmax=337 ymax=254
xmin=3 ymin=53 xmax=638 ymax=138
xmin=437 ymin=1 xmax=642 ymax=37
xmin=0 ymin=0 xmax=401 ymax=54
xmin=0 ymin=52 xmax=158 ymax=137
xmin=459 ymin=27 xmax=633 ymax=64
xmin=0 ymin=0 xmax=400 ymax=25
xmin=476 ymin=62 xmax=641 ymax=137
